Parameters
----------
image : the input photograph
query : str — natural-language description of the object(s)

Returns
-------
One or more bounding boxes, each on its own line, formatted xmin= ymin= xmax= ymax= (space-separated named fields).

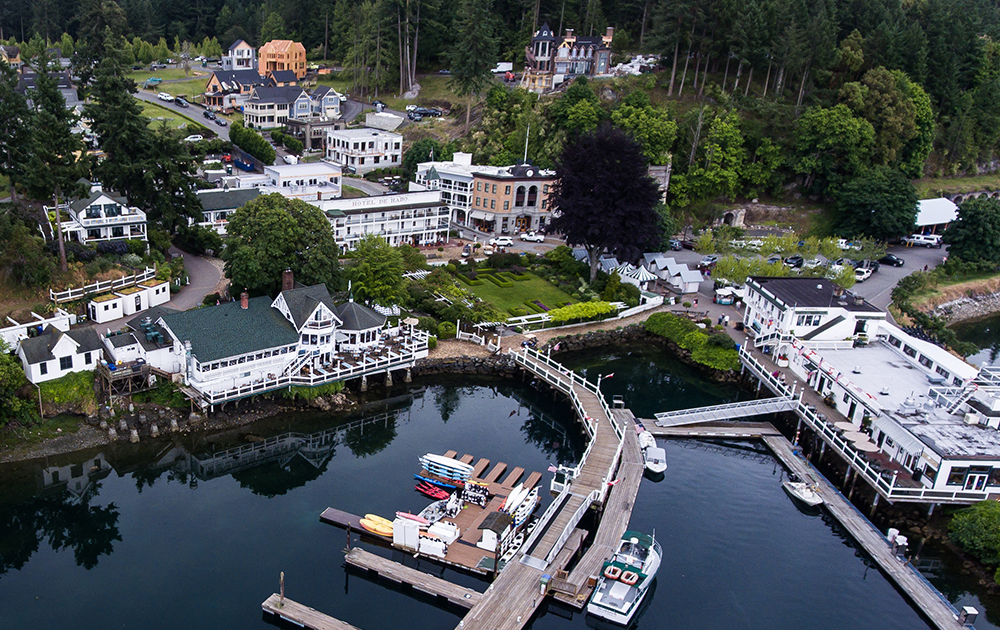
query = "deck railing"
xmin=50 ymin=267 xmax=157 ymax=303
xmin=741 ymin=345 xmax=993 ymax=504
xmin=544 ymin=489 xmax=599 ymax=566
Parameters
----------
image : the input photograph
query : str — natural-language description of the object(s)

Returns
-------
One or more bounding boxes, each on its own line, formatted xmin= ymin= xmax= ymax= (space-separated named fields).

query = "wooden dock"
xmin=261 ymin=594 xmax=361 ymax=630
xmin=646 ymin=421 xmax=782 ymax=438
xmin=483 ymin=462 xmax=507 ymax=483
xmin=551 ymin=409 xmax=645 ymax=607
xmin=763 ymin=435 xmax=966 ymax=630
xmin=344 ymin=547 xmax=483 ymax=608
xmin=457 ymin=351 xmax=627 ymax=630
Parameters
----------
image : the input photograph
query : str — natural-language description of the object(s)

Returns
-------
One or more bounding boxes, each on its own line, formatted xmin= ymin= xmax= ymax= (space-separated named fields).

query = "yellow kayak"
xmin=365 ymin=514 xmax=393 ymax=529
xmin=360 ymin=518 xmax=393 ymax=537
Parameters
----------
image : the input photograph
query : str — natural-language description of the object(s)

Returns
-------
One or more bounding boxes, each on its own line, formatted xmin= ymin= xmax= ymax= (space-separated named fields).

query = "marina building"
xmin=317 ymin=191 xmax=451 ymax=250
xmin=226 ymin=161 xmax=343 ymax=202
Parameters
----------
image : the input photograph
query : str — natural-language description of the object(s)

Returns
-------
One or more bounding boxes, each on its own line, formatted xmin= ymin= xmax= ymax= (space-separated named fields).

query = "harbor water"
xmin=0 ymin=345 xmax=996 ymax=629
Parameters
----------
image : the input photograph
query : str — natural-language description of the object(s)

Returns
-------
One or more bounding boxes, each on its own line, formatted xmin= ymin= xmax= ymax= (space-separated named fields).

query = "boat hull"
xmin=587 ymin=586 xmax=651 ymax=626
xmin=782 ymin=480 xmax=823 ymax=507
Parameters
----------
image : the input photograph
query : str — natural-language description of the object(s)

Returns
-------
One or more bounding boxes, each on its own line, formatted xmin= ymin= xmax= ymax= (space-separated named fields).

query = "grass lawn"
xmin=0 ymin=414 xmax=84 ymax=451
xmin=466 ymin=271 xmax=574 ymax=313
xmin=130 ymin=68 xmax=209 ymax=82
xmin=342 ymin=185 xmax=367 ymax=198
xmin=139 ymin=77 xmax=208 ymax=99
xmin=915 ymin=173 xmax=1000 ymax=199
xmin=140 ymin=101 xmax=200 ymax=130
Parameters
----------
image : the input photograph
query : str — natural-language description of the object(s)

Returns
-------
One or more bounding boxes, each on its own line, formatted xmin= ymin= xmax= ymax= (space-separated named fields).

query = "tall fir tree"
xmin=447 ymin=0 xmax=499 ymax=132
xmin=0 ymin=61 xmax=32 ymax=200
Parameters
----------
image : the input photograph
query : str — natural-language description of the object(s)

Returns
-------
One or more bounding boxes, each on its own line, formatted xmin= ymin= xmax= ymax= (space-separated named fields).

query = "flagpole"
xmin=598 ymin=374 xmax=604 ymax=388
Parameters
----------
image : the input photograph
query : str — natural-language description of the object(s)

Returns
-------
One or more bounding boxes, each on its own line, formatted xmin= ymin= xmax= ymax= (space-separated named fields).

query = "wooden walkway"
xmin=763 ymin=435 xmax=967 ymax=630
xmin=456 ymin=350 xmax=626 ymax=630
xmin=552 ymin=409 xmax=645 ymax=607
xmin=261 ymin=594 xmax=360 ymax=630
xmin=646 ymin=421 xmax=782 ymax=438
xmin=344 ymin=547 xmax=483 ymax=608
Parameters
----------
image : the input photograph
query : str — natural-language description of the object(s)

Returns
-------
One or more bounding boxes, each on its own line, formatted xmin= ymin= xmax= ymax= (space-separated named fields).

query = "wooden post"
xmin=279 ymin=571 xmax=285 ymax=607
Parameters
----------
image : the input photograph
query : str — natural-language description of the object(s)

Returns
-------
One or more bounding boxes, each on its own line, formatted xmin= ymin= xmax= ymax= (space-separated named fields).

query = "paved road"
xmin=134 ymin=90 xmax=231 ymax=142
xmin=167 ymin=246 xmax=224 ymax=311
xmin=345 ymin=178 xmax=390 ymax=195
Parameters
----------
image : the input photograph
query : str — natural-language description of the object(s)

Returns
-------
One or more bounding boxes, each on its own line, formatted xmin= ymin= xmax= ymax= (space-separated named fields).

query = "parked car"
xmin=174 ymin=97 xmax=189 ymax=108
xmin=372 ymin=100 xmax=387 ymax=112
xmin=668 ymin=238 xmax=682 ymax=251
xmin=183 ymin=134 xmax=204 ymax=143
xmin=783 ymin=254 xmax=804 ymax=268
xmin=832 ymin=257 xmax=859 ymax=268
xmin=214 ymin=118 xmax=228 ymax=127
xmin=407 ymin=111 xmax=423 ymax=121
xmin=857 ymin=259 xmax=880 ymax=273
xmin=157 ymin=91 xmax=174 ymax=102
xmin=803 ymin=258 xmax=823 ymax=269
xmin=879 ymin=253 xmax=905 ymax=267
xmin=461 ymin=244 xmax=472 ymax=257
xmin=490 ymin=236 xmax=514 ymax=246
xmin=855 ymin=267 xmax=874 ymax=282
xmin=414 ymin=107 xmax=442 ymax=117
xmin=903 ymin=234 xmax=943 ymax=248
xmin=681 ymin=239 xmax=696 ymax=250
xmin=698 ymin=254 xmax=719 ymax=269
xmin=405 ymin=104 xmax=418 ymax=112
xmin=520 ymin=231 xmax=544 ymax=243
xmin=765 ymin=254 xmax=783 ymax=265
xmin=203 ymin=110 xmax=217 ymax=120
xmin=283 ymin=154 xmax=298 ymax=164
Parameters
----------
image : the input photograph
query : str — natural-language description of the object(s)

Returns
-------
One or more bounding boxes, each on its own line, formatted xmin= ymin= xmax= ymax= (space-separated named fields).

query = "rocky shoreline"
xmin=0 ymin=327 xmax=739 ymax=464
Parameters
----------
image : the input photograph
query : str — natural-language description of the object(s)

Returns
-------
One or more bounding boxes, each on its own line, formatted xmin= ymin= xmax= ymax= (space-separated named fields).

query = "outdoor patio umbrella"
xmin=842 ymin=431 xmax=868 ymax=442
xmin=833 ymin=421 xmax=857 ymax=432
xmin=853 ymin=440 xmax=880 ymax=452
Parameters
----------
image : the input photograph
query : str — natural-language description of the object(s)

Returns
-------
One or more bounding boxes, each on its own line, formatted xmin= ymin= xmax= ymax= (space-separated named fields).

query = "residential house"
xmin=203 ymin=69 xmax=273 ymax=113
xmin=522 ymin=23 xmax=613 ymax=93
xmin=318 ymin=190 xmax=451 ymax=250
xmin=258 ymin=40 xmax=307 ymax=79
xmin=17 ymin=69 xmax=79 ymax=108
xmin=326 ymin=128 xmax=402 ymax=174
xmin=0 ymin=308 xmax=74 ymax=349
xmin=195 ymin=188 xmax=261 ymax=235
xmin=221 ymin=39 xmax=257 ymax=72
xmin=411 ymin=152 xmax=555 ymax=236
xmin=18 ymin=326 xmax=104 ymax=384
xmin=226 ymin=161 xmax=342 ymax=202
xmin=243 ymin=86 xmax=311 ymax=129
xmin=0 ymin=45 xmax=21 ymax=68
xmin=267 ymin=70 xmax=299 ymax=87
xmin=284 ymin=85 xmax=344 ymax=151
xmin=48 ymin=182 xmax=147 ymax=245
xmin=103 ymin=307 xmax=181 ymax=371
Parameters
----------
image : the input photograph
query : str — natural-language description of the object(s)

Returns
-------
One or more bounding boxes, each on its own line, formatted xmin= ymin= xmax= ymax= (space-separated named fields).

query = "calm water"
xmin=0 ymin=346 xmax=993 ymax=629
xmin=952 ymin=313 xmax=1000 ymax=367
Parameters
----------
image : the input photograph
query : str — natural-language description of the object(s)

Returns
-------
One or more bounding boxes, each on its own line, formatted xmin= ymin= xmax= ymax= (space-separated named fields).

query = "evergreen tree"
xmin=0 ymin=62 xmax=32 ymax=199
xmin=447 ymin=0 xmax=498 ymax=132
xmin=25 ymin=50 xmax=86 ymax=272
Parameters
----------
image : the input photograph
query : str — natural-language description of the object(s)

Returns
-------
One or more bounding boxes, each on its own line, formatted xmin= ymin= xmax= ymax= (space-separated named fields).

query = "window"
xmin=884 ymin=436 xmax=894 ymax=448
xmin=492 ymin=184 xmax=497 ymax=193
xmin=504 ymin=201 xmax=509 ymax=210
xmin=903 ymin=345 xmax=917 ymax=358
xmin=40 ymin=362 xmax=48 ymax=375
xmin=843 ymin=392 xmax=850 ymax=403
xmin=515 ymin=186 xmax=525 ymax=206
xmin=795 ymin=314 xmax=822 ymax=327
xmin=505 ymin=185 xmax=511 ymax=195
xmin=947 ymin=467 xmax=968 ymax=485
xmin=918 ymin=355 xmax=933 ymax=369
xmin=477 ymin=182 xmax=482 ymax=191
xmin=936 ymin=366 xmax=950 ymax=379
xmin=60 ymin=356 xmax=72 ymax=370
xmin=543 ymin=184 xmax=550 ymax=194
xmin=84 ymin=352 xmax=92 ymax=365
xmin=476 ymin=197 xmax=481 ymax=206
xmin=491 ymin=200 xmax=495 ymax=209
xmin=887 ymin=336 xmax=902 ymax=348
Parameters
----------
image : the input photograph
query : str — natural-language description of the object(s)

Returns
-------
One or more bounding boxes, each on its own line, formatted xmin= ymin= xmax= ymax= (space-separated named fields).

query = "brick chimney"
xmin=282 ymin=268 xmax=294 ymax=292
xmin=240 ymin=290 xmax=249 ymax=310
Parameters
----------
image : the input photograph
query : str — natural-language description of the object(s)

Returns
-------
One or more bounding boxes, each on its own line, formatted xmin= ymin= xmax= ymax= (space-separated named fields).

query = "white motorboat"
xmin=643 ymin=446 xmax=667 ymax=474
xmin=587 ymin=531 xmax=661 ymax=625
xmin=782 ymin=480 xmax=824 ymax=507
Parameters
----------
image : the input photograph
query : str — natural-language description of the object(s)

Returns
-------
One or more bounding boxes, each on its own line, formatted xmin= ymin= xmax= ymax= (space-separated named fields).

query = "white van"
xmin=903 ymin=234 xmax=943 ymax=248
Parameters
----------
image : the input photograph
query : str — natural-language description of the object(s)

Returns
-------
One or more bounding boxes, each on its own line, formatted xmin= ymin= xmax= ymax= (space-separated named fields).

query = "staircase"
xmin=946 ymin=384 xmax=978 ymax=414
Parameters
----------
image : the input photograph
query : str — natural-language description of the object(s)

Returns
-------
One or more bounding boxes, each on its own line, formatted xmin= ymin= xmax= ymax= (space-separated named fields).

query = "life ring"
xmin=603 ymin=565 xmax=622 ymax=580
xmin=620 ymin=571 xmax=639 ymax=586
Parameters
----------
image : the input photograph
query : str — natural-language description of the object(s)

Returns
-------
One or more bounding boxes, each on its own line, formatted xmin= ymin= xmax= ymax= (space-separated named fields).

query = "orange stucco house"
xmin=258 ymin=40 xmax=307 ymax=79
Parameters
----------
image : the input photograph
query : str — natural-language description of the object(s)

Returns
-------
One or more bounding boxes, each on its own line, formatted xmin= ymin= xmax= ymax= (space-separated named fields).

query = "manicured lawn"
xmin=139 ymin=77 xmax=209 ymax=99
xmin=130 ymin=68 xmax=209 ymax=82
xmin=140 ymin=101 xmax=199 ymax=129
xmin=466 ymin=271 xmax=574 ymax=313
xmin=342 ymin=185 xmax=367 ymax=198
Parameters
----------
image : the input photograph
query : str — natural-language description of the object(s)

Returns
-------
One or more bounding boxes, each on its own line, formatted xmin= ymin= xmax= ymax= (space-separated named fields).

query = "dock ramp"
xmin=654 ymin=396 xmax=797 ymax=427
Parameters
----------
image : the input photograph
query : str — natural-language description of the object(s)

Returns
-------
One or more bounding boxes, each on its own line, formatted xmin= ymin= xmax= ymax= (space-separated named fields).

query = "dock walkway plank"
xmin=646 ymin=421 xmax=781 ymax=438
xmin=763 ymin=435 xmax=965 ymax=630
xmin=345 ymin=547 xmax=483 ymax=608
xmin=471 ymin=458 xmax=491 ymax=478
xmin=483 ymin=462 xmax=507 ymax=483
xmin=262 ymin=594 xmax=361 ymax=630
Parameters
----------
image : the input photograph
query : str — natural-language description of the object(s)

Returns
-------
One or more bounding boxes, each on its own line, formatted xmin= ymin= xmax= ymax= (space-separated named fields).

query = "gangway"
xmin=654 ymin=395 xmax=798 ymax=427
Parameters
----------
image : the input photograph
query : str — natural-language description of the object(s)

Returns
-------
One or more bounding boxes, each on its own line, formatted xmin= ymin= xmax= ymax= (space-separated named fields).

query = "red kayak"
xmin=415 ymin=482 xmax=450 ymax=500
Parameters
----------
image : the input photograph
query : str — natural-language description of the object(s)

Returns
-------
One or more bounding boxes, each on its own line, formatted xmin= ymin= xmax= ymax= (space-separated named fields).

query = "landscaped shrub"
xmin=457 ymin=273 xmax=483 ymax=286
xmin=126 ymin=240 xmax=147 ymax=257
xmin=644 ymin=312 xmax=739 ymax=371
xmin=230 ymin=121 xmax=277 ymax=164
xmin=523 ymin=300 xmax=546 ymax=314
xmin=97 ymin=240 xmax=129 ymax=255
xmin=427 ymin=335 xmax=437 ymax=349
xmin=438 ymin=321 xmax=457 ymax=338
xmin=417 ymin=317 xmax=439 ymax=336
xmin=282 ymin=380 xmax=345 ymax=400
xmin=446 ymin=263 xmax=457 ymax=273
xmin=485 ymin=274 xmax=513 ymax=288
xmin=547 ymin=301 xmax=617 ymax=323
xmin=503 ymin=271 xmax=530 ymax=281
xmin=508 ymin=307 xmax=531 ymax=316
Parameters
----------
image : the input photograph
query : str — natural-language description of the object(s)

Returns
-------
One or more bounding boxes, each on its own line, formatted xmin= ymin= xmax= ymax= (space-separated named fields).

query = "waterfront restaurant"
xmin=744 ymin=276 xmax=1000 ymax=500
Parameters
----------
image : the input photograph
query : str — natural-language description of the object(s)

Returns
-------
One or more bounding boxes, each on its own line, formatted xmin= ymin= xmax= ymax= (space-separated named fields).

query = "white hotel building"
xmin=317 ymin=191 xmax=451 ymax=250
xmin=326 ymin=128 xmax=402 ymax=174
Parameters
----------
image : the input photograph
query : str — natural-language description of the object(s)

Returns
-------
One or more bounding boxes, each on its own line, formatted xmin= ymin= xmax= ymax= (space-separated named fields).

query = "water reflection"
xmin=0 ymin=453 xmax=121 ymax=576
xmin=951 ymin=315 xmax=1000 ymax=366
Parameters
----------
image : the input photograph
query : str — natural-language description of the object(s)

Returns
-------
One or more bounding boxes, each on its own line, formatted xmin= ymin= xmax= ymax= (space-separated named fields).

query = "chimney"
xmin=282 ymin=268 xmax=294 ymax=292
xmin=240 ymin=290 xmax=249 ymax=310
xmin=606 ymin=27 xmax=614 ymax=40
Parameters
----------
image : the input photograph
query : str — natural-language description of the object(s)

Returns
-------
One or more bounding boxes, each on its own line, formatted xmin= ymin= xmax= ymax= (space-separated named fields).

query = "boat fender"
xmin=620 ymin=571 xmax=639 ymax=586
xmin=603 ymin=565 xmax=622 ymax=580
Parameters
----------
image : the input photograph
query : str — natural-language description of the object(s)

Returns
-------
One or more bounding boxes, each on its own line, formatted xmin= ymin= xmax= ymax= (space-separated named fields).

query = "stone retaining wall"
xmin=931 ymin=291 xmax=1000 ymax=323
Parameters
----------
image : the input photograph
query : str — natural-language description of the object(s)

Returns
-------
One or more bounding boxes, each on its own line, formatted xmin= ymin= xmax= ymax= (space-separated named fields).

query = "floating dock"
xmin=344 ymin=547 xmax=483 ymax=608
xmin=261 ymin=594 xmax=360 ymax=630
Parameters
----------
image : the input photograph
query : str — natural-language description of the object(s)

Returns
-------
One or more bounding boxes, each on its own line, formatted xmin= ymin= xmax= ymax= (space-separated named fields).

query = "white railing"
xmin=520 ymin=488 xmax=571 ymax=562
xmin=741 ymin=346 xmax=992 ymax=504
xmin=544 ymin=489 xmax=599 ymax=565
xmin=799 ymin=339 xmax=855 ymax=351
xmin=51 ymin=267 xmax=157 ymax=303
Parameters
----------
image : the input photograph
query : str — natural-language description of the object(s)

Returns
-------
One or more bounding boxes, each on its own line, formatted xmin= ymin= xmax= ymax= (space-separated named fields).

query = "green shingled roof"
xmin=160 ymin=296 xmax=299 ymax=363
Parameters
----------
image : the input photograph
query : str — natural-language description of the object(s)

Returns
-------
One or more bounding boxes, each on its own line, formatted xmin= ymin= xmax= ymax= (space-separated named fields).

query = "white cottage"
xmin=17 ymin=326 xmax=104 ymax=384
